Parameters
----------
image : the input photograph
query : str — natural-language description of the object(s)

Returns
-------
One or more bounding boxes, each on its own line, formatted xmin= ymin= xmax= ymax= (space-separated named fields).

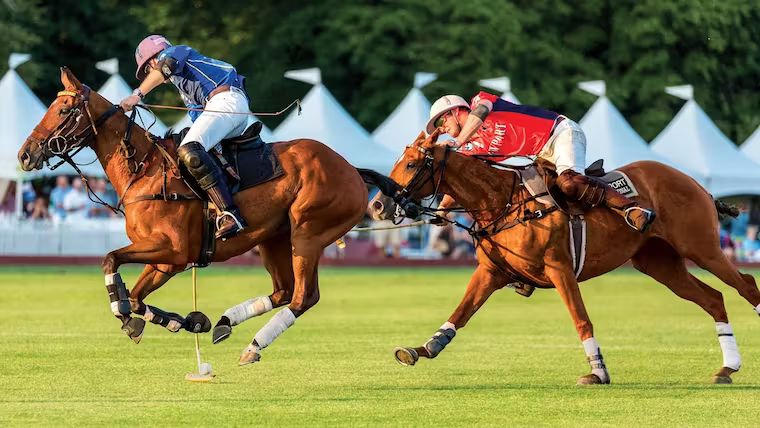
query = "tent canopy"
xmin=372 ymin=72 xmax=435 ymax=153
xmin=0 ymin=54 xmax=47 ymax=180
xmin=577 ymin=80 xmax=700 ymax=181
xmin=651 ymin=85 xmax=760 ymax=197
xmin=274 ymin=68 xmax=395 ymax=173
xmin=740 ymin=125 xmax=760 ymax=165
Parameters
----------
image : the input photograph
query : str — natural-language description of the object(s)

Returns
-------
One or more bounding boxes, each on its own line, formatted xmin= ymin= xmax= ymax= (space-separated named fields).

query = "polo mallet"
xmin=185 ymin=267 xmax=215 ymax=382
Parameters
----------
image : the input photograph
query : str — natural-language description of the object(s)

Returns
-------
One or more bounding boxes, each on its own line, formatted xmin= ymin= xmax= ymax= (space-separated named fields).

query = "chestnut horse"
xmin=18 ymin=68 xmax=368 ymax=365
xmin=370 ymin=131 xmax=760 ymax=384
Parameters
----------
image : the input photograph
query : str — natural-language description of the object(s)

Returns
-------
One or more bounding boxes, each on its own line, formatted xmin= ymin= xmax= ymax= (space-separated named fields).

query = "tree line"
xmin=2 ymin=0 xmax=759 ymax=142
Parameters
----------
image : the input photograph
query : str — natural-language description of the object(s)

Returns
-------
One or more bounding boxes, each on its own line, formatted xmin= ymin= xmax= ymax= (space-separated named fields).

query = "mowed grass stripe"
xmin=0 ymin=266 xmax=758 ymax=426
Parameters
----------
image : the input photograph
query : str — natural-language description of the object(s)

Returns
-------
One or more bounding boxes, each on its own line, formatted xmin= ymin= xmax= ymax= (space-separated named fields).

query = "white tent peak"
xmin=285 ymin=68 xmax=321 ymax=86
xmin=275 ymin=72 xmax=394 ymax=173
xmin=373 ymin=73 xmax=434 ymax=153
xmin=98 ymin=73 xmax=168 ymax=136
xmin=651 ymin=97 xmax=760 ymax=196
xmin=665 ymin=84 xmax=694 ymax=101
xmin=9 ymin=53 xmax=31 ymax=70
xmin=413 ymin=72 xmax=436 ymax=89
xmin=740 ymin=124 xmax=760 ymax=165
xmin=95 ymin=58 xmax=119 ymax=75
xmin=578 ymin=80 xmax=606 ymax=97
xmin=479 ymin=76 xmax=520 ymax=104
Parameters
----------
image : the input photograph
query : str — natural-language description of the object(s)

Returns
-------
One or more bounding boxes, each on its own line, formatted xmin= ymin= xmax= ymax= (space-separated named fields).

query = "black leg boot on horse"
xmin=557 ymin=170 xmax=656 ymax=232
xmin=177 ymin=141 xmax=248 ymax=240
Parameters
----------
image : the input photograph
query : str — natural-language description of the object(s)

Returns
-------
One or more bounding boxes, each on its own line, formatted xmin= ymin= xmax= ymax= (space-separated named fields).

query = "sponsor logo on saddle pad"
xmin=601 ymin=171 xmax=639 ymax=198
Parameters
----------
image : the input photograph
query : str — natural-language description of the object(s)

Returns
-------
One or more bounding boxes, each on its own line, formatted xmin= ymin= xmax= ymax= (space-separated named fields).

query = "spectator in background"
xmin=62 ymin=178 xmax=89 ymax=221
xmin=449 ymin=214 xmax=475 ymax=259
xmin=21 ymin=183 xmax=36 ymax=216
xmin=719 ymin=226 xmax=736 ymax=262
xmin=87 ymin=178 xmax=116 ymax=219
xmin=741 ymin=225 xmax=760 ymax=262
xmin=29 ymin=195 xmax=50 ymax=220
xmin=730 ymin=202 xmax=749 ymax=241
xmin=49 ymin=176 xmax=71 ymax=220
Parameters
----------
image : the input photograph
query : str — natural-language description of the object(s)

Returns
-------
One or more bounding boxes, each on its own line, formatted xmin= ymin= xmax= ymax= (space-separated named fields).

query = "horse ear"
xmin=413 ymin=131 xmax=426 ymax=146
xmin=421 ymin=128 xmax=441 ymax=148
xmin=60 ymin=67 xmax=82 ymax=90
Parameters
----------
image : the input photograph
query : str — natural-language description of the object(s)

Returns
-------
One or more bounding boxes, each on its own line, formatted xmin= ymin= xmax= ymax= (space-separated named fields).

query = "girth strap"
xmin=123 ymin=192 xmax=199 ymax=205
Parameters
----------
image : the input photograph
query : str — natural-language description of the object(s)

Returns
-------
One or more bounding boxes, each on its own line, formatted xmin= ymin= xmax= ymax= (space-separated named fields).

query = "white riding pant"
xmin=180 ymin=87 xmax=251 ymax=151
xmin=537 ymin=117 xmax=586 ymax=174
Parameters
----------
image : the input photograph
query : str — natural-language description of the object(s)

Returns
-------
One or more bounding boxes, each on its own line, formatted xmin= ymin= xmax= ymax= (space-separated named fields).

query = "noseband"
xmin=392 ymin=145 xmax=450 ymax=221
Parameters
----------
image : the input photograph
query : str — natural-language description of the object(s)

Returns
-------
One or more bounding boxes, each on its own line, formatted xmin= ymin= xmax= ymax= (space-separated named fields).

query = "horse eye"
xmin=406 ymin=162 xmax=416 ymax=169
xmin=59 ymin=108 xmax=70 ymax=115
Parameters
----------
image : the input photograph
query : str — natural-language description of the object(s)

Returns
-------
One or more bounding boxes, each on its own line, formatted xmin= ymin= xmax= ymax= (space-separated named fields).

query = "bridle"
xmin=392 ymin=144 xmax=558 ymax=238
xmin=27 ymin=85 xmax=191 ymax=215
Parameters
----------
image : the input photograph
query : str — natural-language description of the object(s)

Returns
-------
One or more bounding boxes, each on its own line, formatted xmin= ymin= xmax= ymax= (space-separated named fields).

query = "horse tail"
xmin=714 ymin=199 xmax=739 ymax=218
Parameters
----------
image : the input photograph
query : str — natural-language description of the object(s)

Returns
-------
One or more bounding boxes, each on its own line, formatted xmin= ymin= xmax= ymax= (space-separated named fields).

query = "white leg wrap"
xmin=143 ymin=306 xmax=155 ymax=322
xmin=253 ymin=307 xmax=295 ymax=350
xmin=754 ymin=304 xmax=760 ymax=316
xmin=110 ymin=302 xmax=120 ymax=316
xmin=104 ymin=273 xmax=119 ymax=285
xmin=441 ymin=321 xmax=456 ymax=332
xmin=582 ymin=337 xmax=609 ymax=383
xmin=223 ymin=296 xmax=273 ymax=326
xmin=716 ymin=322 xmax=741 ymax=370
xmin=166 ymin=320 xmax=183 ymax=332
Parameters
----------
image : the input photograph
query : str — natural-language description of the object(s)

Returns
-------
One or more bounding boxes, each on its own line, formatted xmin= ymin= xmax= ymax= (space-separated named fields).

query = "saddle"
xmin=172 ymin=121 xmax=285 ymax=196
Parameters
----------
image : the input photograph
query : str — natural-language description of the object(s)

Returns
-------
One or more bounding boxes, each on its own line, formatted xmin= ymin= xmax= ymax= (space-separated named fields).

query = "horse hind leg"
xmin=687 ymin=247 xmax=760 ymax=314
xmin=238 ymin=232 xmax=322 ymax=366
xmin=632 ymin=238 xmax=741 ymax=383
xmin=212 ymin=235 xmax=295 ymax=344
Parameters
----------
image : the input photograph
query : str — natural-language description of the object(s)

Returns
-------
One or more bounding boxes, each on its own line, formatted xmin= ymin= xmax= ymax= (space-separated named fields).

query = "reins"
xmin=142 ymin=98 xmax=302 ymax=117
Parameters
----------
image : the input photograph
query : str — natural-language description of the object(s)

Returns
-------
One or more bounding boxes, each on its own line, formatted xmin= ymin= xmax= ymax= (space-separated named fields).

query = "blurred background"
xmin=1 ymin=0 xmax=760 ymax=264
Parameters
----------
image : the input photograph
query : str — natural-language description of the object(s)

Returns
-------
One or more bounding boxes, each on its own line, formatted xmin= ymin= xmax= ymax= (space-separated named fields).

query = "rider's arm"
xmin=136 ymin=68 xmax=166 ymax=98
xmin=454 ymin=101 xmax=491 ymax=146
xmin=436 ymin=194 xmax=458 ymax=221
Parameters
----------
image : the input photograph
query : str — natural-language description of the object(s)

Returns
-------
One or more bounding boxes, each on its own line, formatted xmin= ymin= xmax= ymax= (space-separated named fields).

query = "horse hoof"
xmin=122 ymin=318 xmax=145 ymax=344
xmin=238 ymin=349 xmax=261 ymax=366
xmin=394 ymin=347 xmax=419 ymax=366
xmin=212 ymin=324 xmax=232 ymax=344
xmin=185 ymin=311 xmax=211 ymax=333
xmin=712 ymin=366 xmax=736 ymax=384
xmin=576 ymin=373 xmax=609 ymax=385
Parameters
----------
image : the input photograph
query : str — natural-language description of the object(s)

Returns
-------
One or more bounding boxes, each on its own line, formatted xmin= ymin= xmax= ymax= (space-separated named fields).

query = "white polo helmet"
xmin=426 ymin=95 xmax=470 ymax=134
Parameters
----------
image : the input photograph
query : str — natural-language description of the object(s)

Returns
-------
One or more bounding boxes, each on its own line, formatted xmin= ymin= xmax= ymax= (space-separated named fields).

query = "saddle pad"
xmin=599 ymin=170 xmax=639 ymax=198
xmin=517 ymin=165 xmax=557 ymax=207
xmin=222 ymin=139 xmax=285 ymax=193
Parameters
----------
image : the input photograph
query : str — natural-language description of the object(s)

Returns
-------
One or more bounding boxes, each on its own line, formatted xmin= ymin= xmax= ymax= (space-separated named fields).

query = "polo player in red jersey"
xmin=427 ymin=92 xmax=656 ymax=232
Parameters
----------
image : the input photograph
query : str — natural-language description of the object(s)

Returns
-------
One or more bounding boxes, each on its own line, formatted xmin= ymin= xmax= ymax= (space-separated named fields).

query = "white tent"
xmin=0 ymin=53 xmax=46 ymax=181
xmin=577 ymin=80 xmax=700 ymax=181
xmin=479 ymin=76 xmax=520 ymax=104
xmin=651 ymin=85 xmax=760 ymax=197
xmin=274 ymin=68 xmax=395 ymax=173
xmin=740 ymin=125 xmax=760 ymax=165
xmin=372 ymin=72 xmax=436 ymax=153
xmin=95 ymin=58 xmax=168 ymax=136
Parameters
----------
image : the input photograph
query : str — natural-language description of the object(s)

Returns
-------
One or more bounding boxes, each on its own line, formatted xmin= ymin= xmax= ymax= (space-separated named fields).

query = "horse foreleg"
xmin=101 ymin=243 xmax=190 ymax=342
xmin=546 ymin=266 xmax=609 ymax=385
xmin=237 ymin=236 xmax=321 ymax=366
xmin=394 ymin=265 xmax=502 ymax=366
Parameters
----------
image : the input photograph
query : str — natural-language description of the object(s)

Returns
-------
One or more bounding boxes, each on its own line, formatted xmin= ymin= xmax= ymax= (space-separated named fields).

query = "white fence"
xmin=0 ymin=215 xmax=130 ymax=256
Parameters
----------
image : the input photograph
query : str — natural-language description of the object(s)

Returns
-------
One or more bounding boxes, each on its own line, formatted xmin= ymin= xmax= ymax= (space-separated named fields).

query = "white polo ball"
xmin=199 ymin=362 xmax=212 ymax=375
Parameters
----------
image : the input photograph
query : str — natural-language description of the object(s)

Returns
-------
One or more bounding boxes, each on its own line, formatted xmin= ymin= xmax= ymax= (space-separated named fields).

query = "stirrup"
xmin=623 ymin=206 xmax=655 ymax=232
xmin=215 ymin=210 xmax=244 ymax=230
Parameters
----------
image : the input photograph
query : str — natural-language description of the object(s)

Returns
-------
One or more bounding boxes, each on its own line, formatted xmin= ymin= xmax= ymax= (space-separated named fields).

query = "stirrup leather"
xmin=216 ymin=210 xmax=244 ymax=230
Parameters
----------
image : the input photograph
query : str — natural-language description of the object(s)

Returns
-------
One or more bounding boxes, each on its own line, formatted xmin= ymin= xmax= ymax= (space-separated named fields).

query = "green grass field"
xmin=1 ymin=265 xmax=759 ymax=426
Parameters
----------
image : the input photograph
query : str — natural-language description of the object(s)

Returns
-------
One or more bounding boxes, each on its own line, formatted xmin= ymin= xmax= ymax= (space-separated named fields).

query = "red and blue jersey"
xmin=458 ymin=91 xmax=562 ymax=160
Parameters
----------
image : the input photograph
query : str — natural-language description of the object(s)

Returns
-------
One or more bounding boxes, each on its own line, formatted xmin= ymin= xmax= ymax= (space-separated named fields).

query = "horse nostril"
xmin=372 ymin=200 xmax=384 ymax=212
xmin=20 ymin=152 xmax=29 ymax=162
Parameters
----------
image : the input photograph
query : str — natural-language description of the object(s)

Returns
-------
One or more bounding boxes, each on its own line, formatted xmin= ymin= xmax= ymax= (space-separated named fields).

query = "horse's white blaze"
xmin=223 ymin=296 xmax=273 ymax=326
xmin=716 ymin=322 xmax=741 ymax=370
xmin=252 ymin=307 xmax=296 ymax=350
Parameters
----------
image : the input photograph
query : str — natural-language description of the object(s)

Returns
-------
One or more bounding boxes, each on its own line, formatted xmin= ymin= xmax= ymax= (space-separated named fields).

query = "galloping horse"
xmin=18 ymin=68 xmax=368 ymax=364
xmin=370 ymin=130 xmax=760 ymax=384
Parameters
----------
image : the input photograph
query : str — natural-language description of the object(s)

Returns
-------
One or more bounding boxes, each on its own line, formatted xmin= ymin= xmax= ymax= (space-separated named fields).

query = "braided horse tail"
xmin=715 ymin=199 xmax=740 ymax=219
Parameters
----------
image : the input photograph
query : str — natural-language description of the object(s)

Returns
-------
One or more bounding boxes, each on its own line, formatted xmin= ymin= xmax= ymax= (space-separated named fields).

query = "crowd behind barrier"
xmin=0 ymin=176 xmax=476 ymax=260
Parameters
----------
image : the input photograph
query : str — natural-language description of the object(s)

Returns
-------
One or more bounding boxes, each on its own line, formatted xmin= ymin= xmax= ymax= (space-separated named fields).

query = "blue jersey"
xmin=156 ymin=45 xmax=247 ymax=121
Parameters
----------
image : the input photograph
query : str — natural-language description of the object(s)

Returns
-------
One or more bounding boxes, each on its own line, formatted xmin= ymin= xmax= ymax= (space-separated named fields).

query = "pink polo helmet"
xmin=134 ymin=35 xmax=171 ymax=80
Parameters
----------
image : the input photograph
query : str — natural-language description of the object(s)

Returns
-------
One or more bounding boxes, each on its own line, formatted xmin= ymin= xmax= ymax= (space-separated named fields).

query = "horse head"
xmin=368 ymin=129 xmax=444 ymax=221
xmin=18 ymin=67 xmax=116 ymax=172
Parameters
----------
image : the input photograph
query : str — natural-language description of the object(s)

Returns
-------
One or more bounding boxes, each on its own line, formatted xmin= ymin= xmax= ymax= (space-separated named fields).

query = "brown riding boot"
xmin=207 ymin=185 xmax=248 ymax=240
xmin=556 ymin=170 xmax=656 ymax=233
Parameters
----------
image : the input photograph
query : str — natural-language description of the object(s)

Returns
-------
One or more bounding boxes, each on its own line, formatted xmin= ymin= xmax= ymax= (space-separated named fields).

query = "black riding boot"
xmin=178 ymin=142 xmax=248 ymax=240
